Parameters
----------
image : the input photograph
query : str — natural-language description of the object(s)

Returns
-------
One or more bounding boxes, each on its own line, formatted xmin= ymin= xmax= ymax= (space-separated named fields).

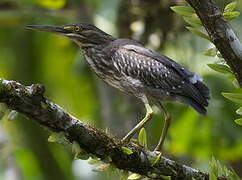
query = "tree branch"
xmin=0 ymin=79 xmax=210 ymax=179
xmin=185 ymin=0 xmax=242 ymax=87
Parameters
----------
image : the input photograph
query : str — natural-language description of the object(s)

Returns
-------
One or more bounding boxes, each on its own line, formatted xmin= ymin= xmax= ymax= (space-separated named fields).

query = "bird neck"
xmin=81 ymin=42 xmax=112 ymax=77
xmin=81 ymin=35 xmax=114 ymax=54
xmin=76 ymin=34 xmax=115 ymax=49
xmin=82 ymin=44 xmax=106 ymax=59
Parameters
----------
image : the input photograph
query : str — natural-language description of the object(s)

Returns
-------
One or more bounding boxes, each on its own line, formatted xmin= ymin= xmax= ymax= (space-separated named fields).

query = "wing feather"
xmin=104 ymin=39 xmax=210 ymax=108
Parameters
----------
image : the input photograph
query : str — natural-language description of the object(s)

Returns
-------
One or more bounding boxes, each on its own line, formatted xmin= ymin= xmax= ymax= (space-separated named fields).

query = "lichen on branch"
xmin=0 ymin=79 xmax=210 ymax=179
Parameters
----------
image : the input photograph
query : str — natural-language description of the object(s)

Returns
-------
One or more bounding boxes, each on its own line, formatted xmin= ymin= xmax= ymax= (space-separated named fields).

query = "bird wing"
xmin=105 ymin=39 xmax=209 ymax=110
xmin=111 ymin=46 xmax=183 ymax=91
xmin=124 ymin=45 xmax=201 ymax=83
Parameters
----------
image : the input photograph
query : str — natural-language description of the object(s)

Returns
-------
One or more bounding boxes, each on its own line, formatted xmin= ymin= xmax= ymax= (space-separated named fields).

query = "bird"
xmin=26 ymin=23 xmax=210 ymax=151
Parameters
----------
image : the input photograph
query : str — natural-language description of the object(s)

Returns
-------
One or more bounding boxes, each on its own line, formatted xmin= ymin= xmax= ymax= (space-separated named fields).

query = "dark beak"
xmin=25 ymin=25 xmax=71 ymax=34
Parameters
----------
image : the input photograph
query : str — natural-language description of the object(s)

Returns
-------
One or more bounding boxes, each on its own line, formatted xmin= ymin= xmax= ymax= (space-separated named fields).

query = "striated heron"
xmin=26 ymin=23 xmax=210 ymax=151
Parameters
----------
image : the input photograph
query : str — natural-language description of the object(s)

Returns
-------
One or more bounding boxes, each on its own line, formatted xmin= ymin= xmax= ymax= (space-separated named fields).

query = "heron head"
xmin=26 ymin=23 xmax=115 ymax=47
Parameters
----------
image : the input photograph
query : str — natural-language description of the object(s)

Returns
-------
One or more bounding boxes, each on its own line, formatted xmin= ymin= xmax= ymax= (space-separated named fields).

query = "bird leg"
xmin=154 ymin=104 xmax=171 ymax=152
xmin=122 ymin=97 xmax=153 ymax=143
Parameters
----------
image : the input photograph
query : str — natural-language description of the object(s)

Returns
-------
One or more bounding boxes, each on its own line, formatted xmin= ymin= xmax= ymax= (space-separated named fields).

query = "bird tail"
xmin=194 ymin=81 xmax=210 ymax=100
xmin=177 ymin=81 xmax=210 ymax=115
xmin=177 ymin=96 xmax=207 ymax=114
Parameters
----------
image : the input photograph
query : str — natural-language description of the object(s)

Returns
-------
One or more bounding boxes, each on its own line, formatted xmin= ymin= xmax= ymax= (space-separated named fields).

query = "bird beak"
xmin=25 ymin=25 xmax=71 ymax=34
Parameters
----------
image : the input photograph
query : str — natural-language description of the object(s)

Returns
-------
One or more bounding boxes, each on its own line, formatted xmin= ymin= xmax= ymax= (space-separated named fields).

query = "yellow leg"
xmin=122 ymin=96 xmax=153 ymax=142
xmin=154 ymin=104 xmax=171 ymax=152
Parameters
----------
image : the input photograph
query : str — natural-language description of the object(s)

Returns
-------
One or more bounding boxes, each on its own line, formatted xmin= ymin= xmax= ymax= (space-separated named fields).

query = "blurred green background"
xmin=0 ymin=0 xmax=242 ymax=179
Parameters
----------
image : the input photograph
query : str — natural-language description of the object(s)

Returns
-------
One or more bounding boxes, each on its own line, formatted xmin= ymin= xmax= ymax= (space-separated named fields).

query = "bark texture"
xmin=186 ymin=0 xmax=242 ymax=86
xmin=0 ymin=79 xmax=211 ymax=180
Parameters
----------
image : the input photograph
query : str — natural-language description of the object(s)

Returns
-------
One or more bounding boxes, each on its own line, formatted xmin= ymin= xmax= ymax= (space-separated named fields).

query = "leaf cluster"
xmin=172 ymin=1 xmax=242 ymax=126
xmin=209 ymin=157 xmax=240 ymax=180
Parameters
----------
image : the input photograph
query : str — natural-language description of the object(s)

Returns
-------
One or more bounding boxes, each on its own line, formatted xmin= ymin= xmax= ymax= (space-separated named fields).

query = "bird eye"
xmin=74 ymin=26 xmax=81 ymax=32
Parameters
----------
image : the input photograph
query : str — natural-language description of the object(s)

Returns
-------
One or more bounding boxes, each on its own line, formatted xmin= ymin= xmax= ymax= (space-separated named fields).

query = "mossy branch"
xmin=0 ymin=79 xmax=213 ymax=179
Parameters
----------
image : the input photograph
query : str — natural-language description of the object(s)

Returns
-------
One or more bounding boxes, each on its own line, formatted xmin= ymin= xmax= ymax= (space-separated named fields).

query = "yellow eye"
xmin=74 ymin=26 xmax=81 ymax=32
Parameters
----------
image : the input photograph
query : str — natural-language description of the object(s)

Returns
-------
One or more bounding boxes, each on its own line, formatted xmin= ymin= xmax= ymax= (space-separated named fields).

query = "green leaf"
xmin=48 ymin=133 xmax=58 ymax=142
xmin=209 ymin=172 xmax=217 ymax=180
xmin=128 ymin=173 xmax=141 ymax=180
xmin=183 ymin=16 xmax=202 ymax=27
xmin=209 ymin=157 xmax=219 ymax=177
xmin=186 ymin=27 xmax=210 ymax=41
xmin=209 ymin=160 xmax=241 ymax=179
xmin=227 ymin=73 xmax=236 ymax=80
xmin=48 ymin=132 xmax=65 ymax=143
xmin=151 ymin=152 xmax=162 ymax=166
xmin=232 ymin=79 xmax=240 ymax=88
xmin=207 ymin=64 xmax=232 ymax=74
xmin=159 ymin=175 xmax=171 ymax=180
xmin=0 ymin=110 xmax=4 ymax=120
xmin=236 ymin=107 xmax=242 ymax=115
xmin=120 ymin=171 xmax=129 ymax=180
xmin=217 ymin=53 xmax=223 ymax=58
xmin=37 ymin=0 xmax=66 ymax=9
xmin=107 ymin=164 xmax=117 ymax=179
xmin=121 ymin=147 xmax=133 ymax=155
xmin=7 ymin=110 xmax=18 ymax=121
xmin=222 ymin=92 xmax=242 ymax=103
xmin=71 ymin=142 xmax=91 ymax=160
xmin=223 ymin=11 xmax=240 ymax=21
xmin=227 ymin=168 xmax=241 ymax=180
xmin=221 ymin=166 xmax=229 ymax=177
xmin=88 ymin=158 xmax=101 ymax=165
xmin=224 ymin=2 xmax=237 ymax=12
xmin=75 ymin=152 xmax=90 ymax=160
xmin=170 ymin=6 xmax=195 ymax=16
xmin=234 ymin=118 xmax=242 ymax=126
xmin=138 ymin=128 xmax=147 ymax=148
xmin=204 ymin=48 xmax=217 ymax=57
xmin=72 ymin=141 xmax=81 ymax=154
xmin=0 ymin=104 xmax=7 ymax=120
